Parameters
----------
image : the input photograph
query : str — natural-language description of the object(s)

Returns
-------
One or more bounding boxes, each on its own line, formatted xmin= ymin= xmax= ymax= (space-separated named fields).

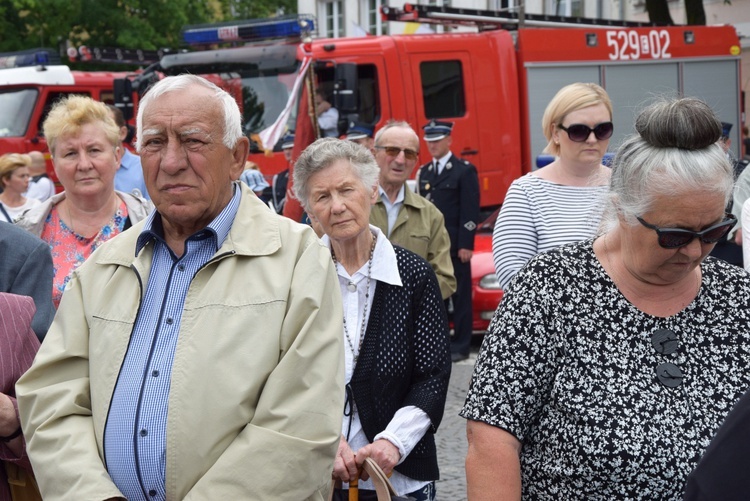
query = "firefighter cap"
xmin=422 ymin=120 xmax=453 ymax=142
xmin=281 ymin=132 xmax=295 ymax=150
xmin=345 ymin=121 xmax=374 ymax=141
xmin=721 ymin=122 xmax=732 ymax=139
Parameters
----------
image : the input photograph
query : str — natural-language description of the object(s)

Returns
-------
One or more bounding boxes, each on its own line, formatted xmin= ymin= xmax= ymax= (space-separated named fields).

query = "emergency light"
xmin=182 ymin=16 xmax=316 ymax=46
xmin=0 ymin=48 xmax=60 ymax=69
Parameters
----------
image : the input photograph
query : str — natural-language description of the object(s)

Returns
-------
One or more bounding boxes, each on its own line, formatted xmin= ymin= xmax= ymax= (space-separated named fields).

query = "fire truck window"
xmin=420 ymin=60 xmax=466 ymax=119
xmin=356 ymin=64 xmax=380 ymax=124
xmin=0 ymin=89 xmax=38 ymax=138
xmin=100 ymin=91 xmax=115 ymax=105
xmin=37 ymin=92 xmax=92 ymax=136
xmin=314 ymin=64 xmax=380 ymax=126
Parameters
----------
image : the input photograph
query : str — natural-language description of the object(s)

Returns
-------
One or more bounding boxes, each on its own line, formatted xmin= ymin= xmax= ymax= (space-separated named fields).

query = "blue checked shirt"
xmin=103 ymin=185 xmax=241 ymax=501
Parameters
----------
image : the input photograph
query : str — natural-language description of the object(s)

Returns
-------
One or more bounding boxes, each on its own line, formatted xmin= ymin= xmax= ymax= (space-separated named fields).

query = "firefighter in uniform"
xmin=418 ymin=120 xmax=480 ymax=362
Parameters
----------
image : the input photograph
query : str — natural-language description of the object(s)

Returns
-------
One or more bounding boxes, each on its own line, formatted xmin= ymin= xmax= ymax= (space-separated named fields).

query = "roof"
xmin=0 ymin=65 xmax=75 ymax=86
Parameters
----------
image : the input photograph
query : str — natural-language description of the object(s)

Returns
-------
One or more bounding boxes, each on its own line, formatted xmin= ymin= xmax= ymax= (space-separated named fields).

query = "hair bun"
xmin=634 ymin=97 xmax=722 ymax=150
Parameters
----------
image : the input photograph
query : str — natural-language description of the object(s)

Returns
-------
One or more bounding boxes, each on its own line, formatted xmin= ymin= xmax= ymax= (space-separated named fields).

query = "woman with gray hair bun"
xmin=294 ymin=137 xmax=451 ymax=501
xmin=462 ymin=97 xmax=750 ymax=499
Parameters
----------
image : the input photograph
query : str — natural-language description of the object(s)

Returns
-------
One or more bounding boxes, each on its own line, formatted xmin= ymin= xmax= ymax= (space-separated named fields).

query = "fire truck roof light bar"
xmin=182 ymin=15 xmax=316 ymax=45
xmin=0 ymin=48 xmax=61 ymax=69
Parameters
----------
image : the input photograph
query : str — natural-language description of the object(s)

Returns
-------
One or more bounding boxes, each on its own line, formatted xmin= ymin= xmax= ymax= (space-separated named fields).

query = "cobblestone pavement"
xmin=434 ymin=340 xmax=482 ymax=500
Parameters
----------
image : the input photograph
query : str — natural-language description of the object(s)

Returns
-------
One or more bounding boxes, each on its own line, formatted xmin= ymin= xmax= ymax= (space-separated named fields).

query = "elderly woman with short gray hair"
xmin=294 ymin=138 xmax=451 ymax=501
xmin=462 ymin=97 xmax=750 ymax=499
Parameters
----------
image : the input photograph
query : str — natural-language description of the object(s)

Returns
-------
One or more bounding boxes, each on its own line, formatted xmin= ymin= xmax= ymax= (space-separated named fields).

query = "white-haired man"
xmin=18 ymin=74 xmax=344 ymax=501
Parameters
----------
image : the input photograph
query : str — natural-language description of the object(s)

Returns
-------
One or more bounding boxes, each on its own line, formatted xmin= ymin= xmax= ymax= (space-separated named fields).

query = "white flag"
xmin=256 ymin=56 xmax=312 ymax=152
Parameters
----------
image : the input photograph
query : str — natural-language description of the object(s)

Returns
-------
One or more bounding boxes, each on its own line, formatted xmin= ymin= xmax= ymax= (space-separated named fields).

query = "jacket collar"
xmin=95 ymin=182 xmax=282 ymax=266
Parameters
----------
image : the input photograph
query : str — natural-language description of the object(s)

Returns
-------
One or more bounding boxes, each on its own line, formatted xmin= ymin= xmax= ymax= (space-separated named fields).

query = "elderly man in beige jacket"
xmin=17 ymin=75 xmax=344 ymax=501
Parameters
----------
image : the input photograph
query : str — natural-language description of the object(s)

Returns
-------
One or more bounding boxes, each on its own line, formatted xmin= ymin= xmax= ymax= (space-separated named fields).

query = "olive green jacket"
xmin=371 ymin=187 xmax=456 ymax=299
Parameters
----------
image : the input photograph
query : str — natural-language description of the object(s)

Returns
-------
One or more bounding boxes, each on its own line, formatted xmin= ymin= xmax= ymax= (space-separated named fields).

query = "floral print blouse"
xmin=41 ymin=200 xmax=129 ymax=307
xmin=461 ymin=240 xmax=750 ymax=499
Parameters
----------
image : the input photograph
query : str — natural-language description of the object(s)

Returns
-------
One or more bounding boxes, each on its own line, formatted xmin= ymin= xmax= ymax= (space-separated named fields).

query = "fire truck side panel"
xmin=599 ymin=62 xmax=679 ymax=152
xmin=517 ymin=26 xmax=743 ymax=169
xmin=682 ymin=58 xmax=743 ymax=155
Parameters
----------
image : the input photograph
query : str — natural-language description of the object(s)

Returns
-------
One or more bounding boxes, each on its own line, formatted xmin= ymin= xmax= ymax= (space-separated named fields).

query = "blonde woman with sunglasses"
xmin=492 ymin=82 xmax=613 ymax=290
xmin=463 ymin=97 xmax=750 ymax=500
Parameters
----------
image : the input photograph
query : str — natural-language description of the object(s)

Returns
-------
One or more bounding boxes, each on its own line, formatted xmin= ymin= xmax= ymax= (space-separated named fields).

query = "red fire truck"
xmin=121 ymin=6 xmax=742 ymax=212
xmin=0 ymin=50 xmax=141 ymax=187
xmin=0 ymin=9 xmax=743 ymax=209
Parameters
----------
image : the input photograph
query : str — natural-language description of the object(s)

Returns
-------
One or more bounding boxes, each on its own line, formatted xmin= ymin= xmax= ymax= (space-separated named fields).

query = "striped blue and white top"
xmin=493 ymin=174 xmax=607 ymax=290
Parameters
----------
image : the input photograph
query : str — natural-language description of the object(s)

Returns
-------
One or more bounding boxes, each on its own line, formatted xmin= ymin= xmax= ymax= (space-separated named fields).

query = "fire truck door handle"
xmin=461 ymin=149 xmax=478 ymax=156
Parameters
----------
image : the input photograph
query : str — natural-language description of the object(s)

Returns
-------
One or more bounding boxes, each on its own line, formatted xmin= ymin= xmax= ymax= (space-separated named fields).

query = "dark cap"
xmin=281 ymin=132 xmax=295 ymax=150
xmin=422 ymin=120 xmax=453 ymax=142
xmin=721 ymin=122 xmax=733 ymax=139
xmin=345 ymin=121 xmax=374 ymax=141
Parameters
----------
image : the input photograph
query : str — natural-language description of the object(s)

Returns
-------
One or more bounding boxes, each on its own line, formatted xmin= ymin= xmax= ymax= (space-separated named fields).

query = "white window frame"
xmin=546 ymin=0 xmax=583 ymax=16
xmin=488 ymin=0 xmax=520 ymax=12
xmin=361 ymin=0 xmax=384 ymax=36
xmin=319 ymin=0 xmax=344 ymax=38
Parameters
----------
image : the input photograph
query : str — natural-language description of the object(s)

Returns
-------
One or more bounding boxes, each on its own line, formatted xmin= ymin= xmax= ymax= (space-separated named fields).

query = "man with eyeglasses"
xmin=417 ymin=120 xmax=480 ymax=363
xmin=370 ymin=120 xmax=456 ymax=301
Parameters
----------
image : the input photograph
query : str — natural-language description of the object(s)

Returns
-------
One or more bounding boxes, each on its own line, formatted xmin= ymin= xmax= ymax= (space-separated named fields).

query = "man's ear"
xmin=230 ymin=137 xmax=251 ymax=180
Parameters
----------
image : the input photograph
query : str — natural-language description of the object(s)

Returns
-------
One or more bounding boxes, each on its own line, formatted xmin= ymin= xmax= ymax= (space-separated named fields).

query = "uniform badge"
xmin=446 ymin=162 xmax=452 ymax=170
xmin=424 ymin=183 xmax=430 ymax=191
xmin=464 ymin=221 xmax=477 ymax=231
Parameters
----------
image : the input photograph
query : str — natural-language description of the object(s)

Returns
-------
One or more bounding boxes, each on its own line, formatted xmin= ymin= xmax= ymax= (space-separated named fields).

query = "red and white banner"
xmin=256 ymin=56 xmax=312 ymax=153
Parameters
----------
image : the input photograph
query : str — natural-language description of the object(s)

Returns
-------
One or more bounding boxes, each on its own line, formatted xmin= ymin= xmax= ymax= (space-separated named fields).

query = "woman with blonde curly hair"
xmin=16 ymin=95 xmax=152 ymax=307
xmin=0 ymin=153 xmax=41 ymax=223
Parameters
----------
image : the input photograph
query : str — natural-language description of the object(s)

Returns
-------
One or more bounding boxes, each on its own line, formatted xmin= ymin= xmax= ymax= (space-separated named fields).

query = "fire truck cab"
xmin=0 ymin=53 xmax=133 ymax=186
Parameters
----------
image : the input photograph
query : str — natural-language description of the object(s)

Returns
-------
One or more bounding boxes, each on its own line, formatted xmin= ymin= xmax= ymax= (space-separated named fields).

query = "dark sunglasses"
xmin=374 ymin=145 xmax=418 ymax=161
xmin=636 ymin=214 xmax=737 ymax=249
xmin=558 ymin=121 xmax=614 ymax=142
xmin=651 ymin=329 xmax=683 ymax=388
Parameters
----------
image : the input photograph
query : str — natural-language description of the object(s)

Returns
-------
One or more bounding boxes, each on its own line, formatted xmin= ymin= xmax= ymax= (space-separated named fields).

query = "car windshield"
xmin=0 ymin=88 xmax=37 ymax=137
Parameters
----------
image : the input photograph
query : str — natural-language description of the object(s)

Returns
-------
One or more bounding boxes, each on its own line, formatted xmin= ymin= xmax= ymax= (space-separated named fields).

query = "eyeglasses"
xmin=636 ymin=214 xmax=737 ymax=249
xmin=374 ymin=145 xmax=418 ymax=161
xmin=558 ymin=121 xmax=614 ymax=142
xmin=651 ymin=329 xmax=683 ymax=388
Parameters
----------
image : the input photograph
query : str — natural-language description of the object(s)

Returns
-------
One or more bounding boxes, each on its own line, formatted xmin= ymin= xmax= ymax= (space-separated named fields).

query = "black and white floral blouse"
xmin=461 ymin=239 xmax=750 ymax=500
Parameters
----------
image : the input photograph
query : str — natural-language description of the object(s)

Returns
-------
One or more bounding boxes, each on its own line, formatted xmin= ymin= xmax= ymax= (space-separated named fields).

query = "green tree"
xmin=645 ymin=0 xmax=707 ymax=25
xmin=216 ymin=0 xmax=296 ymax=19
xmin=0 ymin=0 xmax=296 ymax=55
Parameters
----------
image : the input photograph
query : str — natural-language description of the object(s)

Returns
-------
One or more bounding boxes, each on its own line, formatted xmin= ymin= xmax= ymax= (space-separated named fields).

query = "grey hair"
xmin=373 ymin=120 xmax=418 ymax=149
xmin=135 ymin=74 xmax=243 ymax=152
xmin=600 ymin=97 xmax=733 ymax=232
xmin=293 ymin=138 xmax=380 ymax=211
